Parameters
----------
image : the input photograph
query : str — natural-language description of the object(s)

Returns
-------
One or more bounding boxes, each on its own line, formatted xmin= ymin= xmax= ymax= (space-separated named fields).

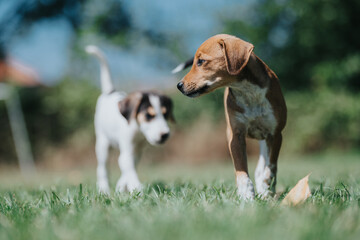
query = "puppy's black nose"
xmin=177 ymin=82 xmax=184 ymax=92
xmin=160 ymin=132 xmax=170 ymax=143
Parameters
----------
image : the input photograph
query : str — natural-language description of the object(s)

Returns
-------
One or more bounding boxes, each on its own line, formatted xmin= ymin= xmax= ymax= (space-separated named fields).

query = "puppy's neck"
xmin=228 ymin=53 xmax=274 ymax=106
xmin=229 ymin=80 xmax=267 ymax=108
xmin=233 ymin=53 xmax=273 ymax=89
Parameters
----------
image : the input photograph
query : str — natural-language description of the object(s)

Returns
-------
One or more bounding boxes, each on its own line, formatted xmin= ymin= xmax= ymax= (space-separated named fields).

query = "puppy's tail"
xmin=171 ymin=58 xmax=194 ymax=74
xmin=85 ymin=45 xmax=114 ymax=94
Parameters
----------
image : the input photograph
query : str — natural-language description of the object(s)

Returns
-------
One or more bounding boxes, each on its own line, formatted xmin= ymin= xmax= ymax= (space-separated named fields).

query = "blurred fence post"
xmin=0 ymin=83 xmax=36 ymax=176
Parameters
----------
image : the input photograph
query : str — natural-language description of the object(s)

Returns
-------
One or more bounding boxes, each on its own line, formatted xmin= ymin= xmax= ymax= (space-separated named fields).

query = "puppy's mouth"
xmin=151 ymin=139 xmax=168 ymax=146
xmin=150 ymin=133 xmax=170 ymax=145
xmin=156 ymin=139 xmax=167 ymax=145
xmin=183 ymin=85 xmax=209 ymax=98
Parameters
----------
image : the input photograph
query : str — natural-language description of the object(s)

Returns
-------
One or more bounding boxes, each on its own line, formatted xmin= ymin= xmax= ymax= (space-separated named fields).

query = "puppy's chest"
xmin=231 ymin=81 xmax=277 ymax=139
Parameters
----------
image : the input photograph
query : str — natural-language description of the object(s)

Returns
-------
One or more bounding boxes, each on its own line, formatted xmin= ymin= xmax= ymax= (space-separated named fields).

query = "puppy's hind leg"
xmin=267 ymin=133 xmax=282 ymax=194
xmin=96 ymin=136 xmax=111 ymax=194
xmin=116 ymin=142 xmax=142 ymax=193
xmin=255 ymin=140 xmax=271 ymax=198
xmin=255 ymin=134 xmax=282 ymax=198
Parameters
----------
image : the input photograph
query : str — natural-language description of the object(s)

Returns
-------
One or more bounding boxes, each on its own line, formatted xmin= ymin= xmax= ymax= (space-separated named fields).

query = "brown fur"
xmin=179 ymin=34 xmax=287 ymax=195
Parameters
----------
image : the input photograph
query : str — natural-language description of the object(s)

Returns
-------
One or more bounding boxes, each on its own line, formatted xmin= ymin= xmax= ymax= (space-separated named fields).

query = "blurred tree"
xmin=79 ymin=0 xmax=131 ymax=46
xmin=79 ymin=0 xmax=169 ymax=47
xmin=224 ymin=0 xmax=360 ymax=91
xmin=92 ymin=1 xmax=130 ymax=36
xmin=0 ymin=0 xmax=86 ymax=49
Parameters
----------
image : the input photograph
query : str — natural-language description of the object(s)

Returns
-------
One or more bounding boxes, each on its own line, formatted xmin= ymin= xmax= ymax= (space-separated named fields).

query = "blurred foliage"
xmin=0 ymin=0 xmax=86 ymax=62
xmin=92 ymin=1 xmax=130 ymax=38
xmin=285 ymin=91 xmax=360 ymax=153
xmin=0 ymin=79 xmax=99 ymax=162
xmin=171 ymin=89 xmax=225 ymax=126
xmin=79 ymin=0 xmax=131 ymax=46
xmin=0 ymin=0 xmax=86 ymax=46
xmin=79 ymin=0 xmax=172 ymax=48
xmin=224 ymin=0 xmax=360 ymax=91
xmin=21 ymin=78 xmax=98 ymax=143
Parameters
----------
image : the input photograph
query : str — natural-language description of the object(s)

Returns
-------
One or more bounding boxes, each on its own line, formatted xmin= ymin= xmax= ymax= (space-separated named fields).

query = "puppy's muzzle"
xmin=177 ymin=81 xmax=208 ymax=98
xmin=177 ymin=81 xmax=184 ymax=93
xmin=158 ymin=132 xmax=170 ymax=144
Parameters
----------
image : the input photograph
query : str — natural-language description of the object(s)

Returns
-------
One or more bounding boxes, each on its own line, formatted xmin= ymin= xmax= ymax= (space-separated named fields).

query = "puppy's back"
xmin=95 ymin=92 xmax=128 ymax=141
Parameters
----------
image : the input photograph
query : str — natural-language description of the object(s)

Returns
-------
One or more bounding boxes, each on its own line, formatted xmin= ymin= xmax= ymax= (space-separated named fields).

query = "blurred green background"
xmin=0 ymin=0 xmax=359 ymax=168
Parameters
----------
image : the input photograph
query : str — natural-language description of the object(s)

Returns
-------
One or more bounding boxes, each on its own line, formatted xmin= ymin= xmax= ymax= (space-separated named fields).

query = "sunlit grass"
xmin=0 ymin=152 xmax=360 ymax=240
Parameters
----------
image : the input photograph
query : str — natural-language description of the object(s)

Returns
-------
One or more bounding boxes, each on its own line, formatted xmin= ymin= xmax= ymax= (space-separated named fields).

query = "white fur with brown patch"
xmin=138 ymin=95 xmax=170 ymax=146
xmin=94 ymin=92 xmax=172 ymax=194
xmin=87 ymin=45 xmax=172 ymax=194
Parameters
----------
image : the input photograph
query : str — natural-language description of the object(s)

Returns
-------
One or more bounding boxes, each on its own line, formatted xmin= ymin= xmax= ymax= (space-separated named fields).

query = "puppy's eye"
xmin=145 ymin=113 xmax=155 ymax=121
xmin=197 ymin=59 xmax=205 ymax=66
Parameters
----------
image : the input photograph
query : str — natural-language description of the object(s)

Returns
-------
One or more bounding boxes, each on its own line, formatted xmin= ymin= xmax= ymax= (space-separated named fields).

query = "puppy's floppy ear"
xmin=118 ymin=93 xmax=143 ymax=123
xmin=168 ymin=100 xmax=176 ymax=123
xmin=160 ymin=96 xmax=176 ymax=123
xmin=218 ymin=37 xmax=254 ymax=75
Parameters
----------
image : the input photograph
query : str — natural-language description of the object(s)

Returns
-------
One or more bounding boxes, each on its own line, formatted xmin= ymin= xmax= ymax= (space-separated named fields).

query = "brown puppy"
xmin=177 ymin=34 xmax=287 ymax=200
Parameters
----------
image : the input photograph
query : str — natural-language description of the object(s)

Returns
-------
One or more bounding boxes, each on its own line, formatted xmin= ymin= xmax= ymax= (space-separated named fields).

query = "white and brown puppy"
xmin=86 ymin=45 xmax=174 ymax=194
xmin=176 ymin=34 xmax=287 ymax=200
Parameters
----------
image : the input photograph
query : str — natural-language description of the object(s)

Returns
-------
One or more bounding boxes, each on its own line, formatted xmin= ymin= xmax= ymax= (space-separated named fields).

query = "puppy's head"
xmin=177 ymin=34 xmax=254 ymax=97
xmin=118 ymin=92 xmax=175 ymax=145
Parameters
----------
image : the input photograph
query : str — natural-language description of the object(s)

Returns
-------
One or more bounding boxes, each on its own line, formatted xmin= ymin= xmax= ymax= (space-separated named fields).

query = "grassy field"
xmin=0 ymin=152 xmax=360 ymax=240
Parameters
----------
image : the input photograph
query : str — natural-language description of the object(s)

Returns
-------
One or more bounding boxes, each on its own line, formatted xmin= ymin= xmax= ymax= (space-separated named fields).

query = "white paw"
xmin=97 ymin=181 xmax=110 ymax=195
xmin=255 ymin=166 xmax=274 ymax=198
xmin=236 ymin=174 xmax=255 ymax=200
xmin=115 ymin=174 xmax=142 ymax=193
xmin=127 ymin=180 xmax=143 ymax=193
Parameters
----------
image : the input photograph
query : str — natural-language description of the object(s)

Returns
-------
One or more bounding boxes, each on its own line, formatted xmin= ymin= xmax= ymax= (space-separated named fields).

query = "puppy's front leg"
xmin=95 ymin=136 xmax=110 ymax=194
xmin=227 ymin=125 xmax=255 ymax=200
xmin=116 ymin=143 xmax=142 ymax=193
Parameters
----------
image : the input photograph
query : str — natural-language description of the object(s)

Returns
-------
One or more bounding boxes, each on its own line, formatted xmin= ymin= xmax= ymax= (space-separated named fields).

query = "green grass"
xmin=1 ymin=152 xmax=360 ymax=240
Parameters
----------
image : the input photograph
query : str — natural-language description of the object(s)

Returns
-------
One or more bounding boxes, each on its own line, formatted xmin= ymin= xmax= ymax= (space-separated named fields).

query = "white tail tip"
xmin=85 ymin=45 xmax=101 ymax=54
xmin=171 ymin=63 xmax=185 ymax=74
